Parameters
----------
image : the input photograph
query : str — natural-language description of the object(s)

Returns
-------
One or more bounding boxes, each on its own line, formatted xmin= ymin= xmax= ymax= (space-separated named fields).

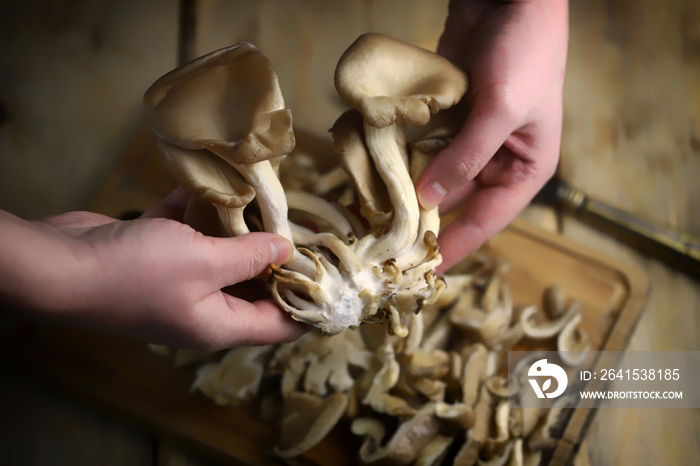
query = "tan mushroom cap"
xmin=158 ymin=141 xmax=254 ymax=208
xmin=334 ymin=33 xmax=467 ymax=128
xmin=329 ymin=109 xmax=392 ymax=229
xmin=144 ymin=42 xmax=295 ymax=165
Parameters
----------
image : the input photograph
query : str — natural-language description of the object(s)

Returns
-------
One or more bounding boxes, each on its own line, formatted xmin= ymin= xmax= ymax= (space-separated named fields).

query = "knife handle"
xmin=561 ymin=187 xmax=700 ymax=277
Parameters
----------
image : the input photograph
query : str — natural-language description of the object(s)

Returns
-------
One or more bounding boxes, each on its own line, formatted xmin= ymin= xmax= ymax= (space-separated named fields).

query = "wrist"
xmin=0 ymin=211 xmax=94 ymax=319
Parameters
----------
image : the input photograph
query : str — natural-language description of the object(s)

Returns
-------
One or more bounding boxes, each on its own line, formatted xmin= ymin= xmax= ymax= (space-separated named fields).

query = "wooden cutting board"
xmin=0 ymin=218 xmax=649 ymax=466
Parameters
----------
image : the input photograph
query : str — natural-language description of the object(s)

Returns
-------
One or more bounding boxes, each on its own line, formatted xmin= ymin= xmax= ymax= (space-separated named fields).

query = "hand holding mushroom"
xmin=145 ymin=36 xmax=468 ymax=337
xmin=0 ymin=189 xmax=306 ymax=351
xmin=416 ymin=0 xmax=569 ymax=272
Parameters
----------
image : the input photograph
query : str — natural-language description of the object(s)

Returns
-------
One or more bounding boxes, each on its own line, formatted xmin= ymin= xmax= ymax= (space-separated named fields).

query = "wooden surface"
xmin=0 ymin=219 xmax=648 ymax=466
xmin=1 ymin=0 xmax=699 ymax=465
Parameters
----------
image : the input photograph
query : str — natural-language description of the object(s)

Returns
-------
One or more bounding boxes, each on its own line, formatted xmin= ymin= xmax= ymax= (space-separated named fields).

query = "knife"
xmin=532 ymin=175 xmax=700 ymax=278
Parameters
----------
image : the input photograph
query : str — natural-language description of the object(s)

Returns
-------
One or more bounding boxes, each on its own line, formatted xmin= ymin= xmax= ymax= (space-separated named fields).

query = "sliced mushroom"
xmin=462 ymin=344 xmax=489 ymax=406
xmin=362 ymin=344 xmax=415 ymax=416
xmin=353 ymin=402 xmax=442 ymax=465
xmin=519 ymin=303 xmax=579 ymax=341
xmin=453 ymin=401 xmax=492 ymax=465
xmin=414 ymin=435 xmax=454 ymax=466
xmin=268 ymin=331 xmax=371 ymax=398
xmin=435 ymin=401 xmax=476 ymax=430
xmin=478 ymin=440 xmax=514 ymax=466
xmin=191 ymin=345 xmax=273 ymax=406
xmin=527 ymin=396 xmax=574 ymax=451
xmin=482 ymin=400 xmax=511 ymax=457
xmin=274 ymin=391 xmax=349 ymax=458
xmin=485 ymin=374 xmax=518 ymax=400
xmin=408 ymin=348 xmax=450 ymax=379
xmin=450 ymin=279 xmax=513 ymax=346
xmin=557 ymin=313 xmax=592 ymax=366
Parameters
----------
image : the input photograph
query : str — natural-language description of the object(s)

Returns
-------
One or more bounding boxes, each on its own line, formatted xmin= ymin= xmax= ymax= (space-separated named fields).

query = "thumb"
xmin=210 ymin=232 xmax=295 ymax=285
xmin=416 ymin=98 xmax=514 ymax=209
xmin=141 ymin=187 xmax=190 ymax=221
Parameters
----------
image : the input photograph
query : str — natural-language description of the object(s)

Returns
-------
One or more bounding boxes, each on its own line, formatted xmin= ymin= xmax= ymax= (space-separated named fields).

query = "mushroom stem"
xmin=214 ymin=205 xmax=250 ymax=236
xmin=355 ymin=123 xmax=420 ymax=262
xmin=286 ymin=189 xmax=355 ymax=238
xmin=232 ymin=160 xmax=311 ymax=272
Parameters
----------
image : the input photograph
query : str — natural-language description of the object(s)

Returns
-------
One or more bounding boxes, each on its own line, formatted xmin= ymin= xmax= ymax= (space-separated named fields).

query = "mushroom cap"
xmin=144 ymin=42 xmax=295 ymax=165
xmin=334 ymin=33 xmax=467 ymax=128
xmin=329 ymin=110 xmax=392 ymax=228
xmin=158 ymin=141 xmax=255 ymax=208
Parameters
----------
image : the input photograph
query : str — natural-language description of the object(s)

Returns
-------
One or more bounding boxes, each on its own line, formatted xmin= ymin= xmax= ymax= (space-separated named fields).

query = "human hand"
xmin=2 ymin=188 xmax=306 ymax=351
xmin=416 ymin=0 xmax=569 ymax=273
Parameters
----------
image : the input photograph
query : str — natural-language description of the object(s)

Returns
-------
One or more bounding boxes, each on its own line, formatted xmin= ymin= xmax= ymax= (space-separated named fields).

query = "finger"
xmin=208 ymin=296 xmax=308 ymax=349
xmin=438 ymin=179 xmax=479 ymax=214
xmin=141 ymin=187 xmax=190 ymax=221
xmin=206 ymin=232 xmax=295 ymax=286
xmin=416 ymin=97 xmax=516 ymax=210
xmin=436 ymin=182 xmax=539 ymax=274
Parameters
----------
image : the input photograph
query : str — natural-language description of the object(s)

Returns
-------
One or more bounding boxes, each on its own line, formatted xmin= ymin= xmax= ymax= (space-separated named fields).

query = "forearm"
xmin=0 ymin=210 xmax=90 ymax=317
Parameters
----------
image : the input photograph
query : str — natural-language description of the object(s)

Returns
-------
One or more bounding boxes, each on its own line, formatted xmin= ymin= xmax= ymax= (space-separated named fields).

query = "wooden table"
xmin=1 ymin=0 xmax=698 ymax=465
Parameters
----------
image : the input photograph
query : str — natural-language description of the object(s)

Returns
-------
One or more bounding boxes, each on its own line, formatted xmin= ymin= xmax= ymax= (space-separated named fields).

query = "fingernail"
xmin=418 ymin=181 xmax=448 ymax=209
xmin=270 ymin=237 xmax=294 ymax=264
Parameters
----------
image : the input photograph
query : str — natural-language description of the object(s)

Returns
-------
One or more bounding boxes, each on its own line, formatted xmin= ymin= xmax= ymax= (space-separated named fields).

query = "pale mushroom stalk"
xmin=234 ymin=161 xmax=317 ymax=275
xmin=285 ymin=190 xmax=355 ymax=239
xmin=214 ymin=205 xmax=250 ymax=236
xmin=399 ymin=146 xmax=442 ymax=270
xmin=230 ymin=161 xmax=299 ymax=255
xmin=354 ymin=123 xmax=420 ymax=262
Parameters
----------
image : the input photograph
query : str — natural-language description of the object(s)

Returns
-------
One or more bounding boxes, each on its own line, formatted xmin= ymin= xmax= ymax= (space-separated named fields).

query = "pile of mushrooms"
xmin=144 ymin=34 xmax=592 ymax=464
xmin=172 ymin=253 xmax=589 ymax=465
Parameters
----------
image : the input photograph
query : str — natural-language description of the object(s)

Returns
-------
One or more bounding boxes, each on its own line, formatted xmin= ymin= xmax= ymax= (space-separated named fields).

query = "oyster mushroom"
xmin=519 ymin=303 xmax=579 ymax=341
xmin=144 ymin=42 xmax=322 ymax=279
xmin=527 ymin=396 xmax=574 ymax=451
xmin=557 ymin=313 xmax=592 ymax=366
xmin=191 ymin=345 xmax=273 ymax=406
xmin=519 ymin=285 xmax=582 ymax=341
xmin=435 ymin=401 xmax=476 ymax=430
xmin=414 ymin=435 xmax=454 ymax=466
xmin=334 ymin=32 xmax=466 ymax=268
xmin=270 ymin=32 xmax=468 ymax=335
xmin=462 ymin=343 xmax=489 ymax=406
xmin=275 ymin=32 xmax=467 ymax=336
xmin=450 ymin=278 xmax=513 ymax=346
xmin=482 ymin=400 xmax=511 ymax=457
xmin=274 ymin=391 xmax=349 ymax=458
xmin=362 ymin=344 xmax=415 ymax=416
xmin=353 ymin=402 xmax=442 ymax=465
xmin=453 ymin=401 xmax=492 ymax=465
xmin=269 ymin=331 xmax=371 ymax=398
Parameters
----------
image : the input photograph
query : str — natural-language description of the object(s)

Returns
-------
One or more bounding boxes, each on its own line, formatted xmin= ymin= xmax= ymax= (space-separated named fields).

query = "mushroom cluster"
xmin=180 ymin=253 xmax=589 ymax=464
xmin=144 ymin=33 xmax=467 ymax=337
